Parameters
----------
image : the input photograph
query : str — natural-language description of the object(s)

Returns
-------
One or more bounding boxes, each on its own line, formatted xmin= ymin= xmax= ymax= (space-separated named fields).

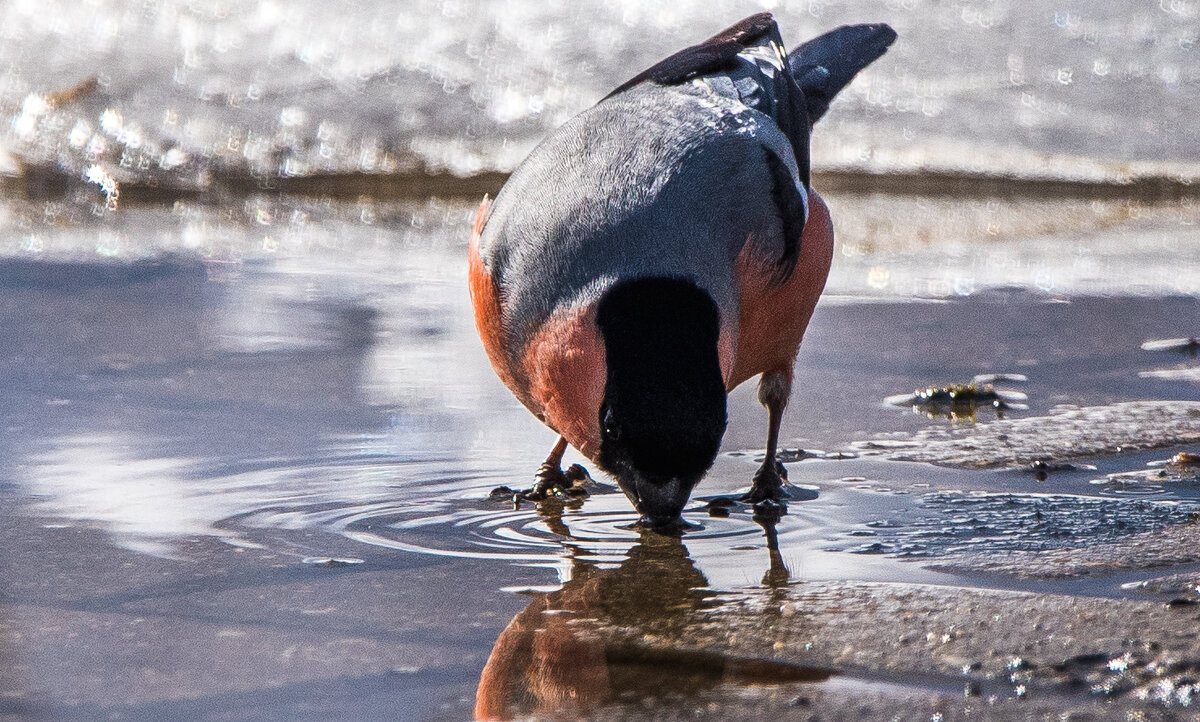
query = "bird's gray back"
xmin=479 ymin=80 xmax=787 ymax=351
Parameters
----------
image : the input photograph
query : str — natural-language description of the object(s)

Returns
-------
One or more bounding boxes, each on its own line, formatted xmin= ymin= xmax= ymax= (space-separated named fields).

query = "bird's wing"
xmin=606 ymin=13 xmax=815 ymax=283
xmin=606 ymin=14 xmax=807 ymax=184
xmin=604 ymin=13 xmax=778 ymax=99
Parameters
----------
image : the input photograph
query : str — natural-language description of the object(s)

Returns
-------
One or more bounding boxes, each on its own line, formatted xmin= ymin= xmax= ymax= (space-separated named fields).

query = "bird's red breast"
xmin=468 ymin=196 xmax=521 ymax=396
xmin=521 ymin=305 xmax=606 ymax=459
xmin=470 ymin=195 xmax=606 ymax=460
xmin=727 ymin=190 xmax=835 ymax=389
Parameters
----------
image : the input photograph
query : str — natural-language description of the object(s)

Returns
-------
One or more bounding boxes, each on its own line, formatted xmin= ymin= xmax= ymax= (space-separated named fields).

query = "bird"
xmin=469 ymin=13 xmax=896 ymax=528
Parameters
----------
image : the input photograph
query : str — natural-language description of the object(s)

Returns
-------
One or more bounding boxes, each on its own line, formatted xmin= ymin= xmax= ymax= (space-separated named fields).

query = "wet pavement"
xmin=0 ymin=190 xmax=1196 ymax=719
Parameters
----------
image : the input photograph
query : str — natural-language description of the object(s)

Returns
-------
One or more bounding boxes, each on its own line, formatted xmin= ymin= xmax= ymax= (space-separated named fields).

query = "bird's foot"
xmin=489 ymin=463 xmax=592 ymax=504
xmin=529 ymin=461 xmax=592 ymax=500
xmin=739 ymin=459 xmax=789 ymax=504
xmin=738 ymin=460 xmax=811 ymax=520
xmin=700 ymin=461 xmax=804 ymax=520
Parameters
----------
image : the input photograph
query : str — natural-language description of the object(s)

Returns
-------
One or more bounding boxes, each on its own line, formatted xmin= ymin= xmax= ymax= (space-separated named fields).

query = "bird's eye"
xmin=602 ymin=406 xmax=621 ymax=440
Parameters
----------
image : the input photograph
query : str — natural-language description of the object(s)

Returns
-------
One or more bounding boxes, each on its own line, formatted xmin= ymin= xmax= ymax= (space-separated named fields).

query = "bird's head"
xmin=594 ymin=277 xmax=728 ymax=528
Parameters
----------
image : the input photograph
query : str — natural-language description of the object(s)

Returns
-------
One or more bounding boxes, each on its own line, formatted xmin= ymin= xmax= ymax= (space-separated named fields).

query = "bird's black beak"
xmin=625 ymin=474 xmax=692 ymax=529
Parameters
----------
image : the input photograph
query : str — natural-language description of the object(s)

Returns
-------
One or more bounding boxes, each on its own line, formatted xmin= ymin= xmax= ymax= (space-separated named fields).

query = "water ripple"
xmin=234 ymin=490 xmax=781 ymax=572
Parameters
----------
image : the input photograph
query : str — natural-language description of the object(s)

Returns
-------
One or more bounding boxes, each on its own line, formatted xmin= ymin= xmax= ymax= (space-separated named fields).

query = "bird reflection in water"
xmin=474 ymin=506 xmax=820 ymax=720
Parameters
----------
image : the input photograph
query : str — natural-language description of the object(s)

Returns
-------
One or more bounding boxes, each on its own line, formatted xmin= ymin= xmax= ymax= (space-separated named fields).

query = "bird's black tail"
xmin=787 ymin=24 xmax=897 ymax=124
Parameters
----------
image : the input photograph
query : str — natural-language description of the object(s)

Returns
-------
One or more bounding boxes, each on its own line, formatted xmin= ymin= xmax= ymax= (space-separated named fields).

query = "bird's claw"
xmin=489 ymin=463 xmax=593 ymax=505
xmin=739 ymin=459 xmax=789 ymax=505
xmin=740 ymin=460 xmax=805 ymax=520
xmin=703 ymin=459 xmax=816 ymax=520
xmin=536 ymin=462 xmax=592 ymax=499
xmin=528 ymin=461 xmax=569 ymax=500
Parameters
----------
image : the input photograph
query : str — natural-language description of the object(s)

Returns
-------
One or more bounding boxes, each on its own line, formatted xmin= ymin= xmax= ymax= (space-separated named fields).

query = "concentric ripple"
xmin=18 ymin=429 xmax=855 ymax=585
xmin=231 ymin=487 xmax=784 ymax=575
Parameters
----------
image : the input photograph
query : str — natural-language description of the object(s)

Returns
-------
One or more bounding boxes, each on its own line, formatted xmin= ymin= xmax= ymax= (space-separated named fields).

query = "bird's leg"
xmin=528 ymin=436 xmax=570 ymax=500
xmin=489 ymin=436 xmax=591 ymax=504
xmin=741 ymin=369 xmax=792 ymax=506
xmin=527 ymin=436 xmax=590 ymax=500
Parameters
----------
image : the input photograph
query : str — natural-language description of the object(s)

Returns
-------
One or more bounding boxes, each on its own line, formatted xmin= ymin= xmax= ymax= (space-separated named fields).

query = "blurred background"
xmin=2 ymin=0 xmax=1197 ymax=290
xmin=3 ymin=0 xmax=1198 ymax=187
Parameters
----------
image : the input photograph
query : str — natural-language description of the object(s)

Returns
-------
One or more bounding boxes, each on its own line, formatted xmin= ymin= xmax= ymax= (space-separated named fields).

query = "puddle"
xmin=1089 ymin=455 xmax=1200 ymax=498
xmin=825 ymin=490 xmax=1200 ymax=561
xmin=0 ymin=197 xmax=1199 ymax=718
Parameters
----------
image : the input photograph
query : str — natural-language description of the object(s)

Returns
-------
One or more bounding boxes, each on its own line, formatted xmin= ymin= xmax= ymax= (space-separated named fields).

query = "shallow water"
xmin=0 ymin=191 xmax=1198 ymax=717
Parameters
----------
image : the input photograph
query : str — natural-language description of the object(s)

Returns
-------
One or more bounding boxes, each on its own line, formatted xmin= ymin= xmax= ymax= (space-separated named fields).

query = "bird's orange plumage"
xmin=727 ymin=190 xmax=834 ymax=390
xmin=470 ymin=195 xmax=607 ymax=460
xmin=468 ymin=196 xmax=522 ymax=397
